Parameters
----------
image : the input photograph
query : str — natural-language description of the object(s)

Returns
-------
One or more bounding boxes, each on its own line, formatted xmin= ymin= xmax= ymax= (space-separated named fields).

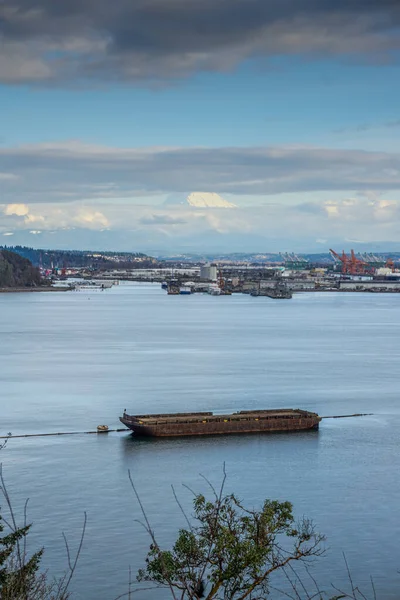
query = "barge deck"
xmin=120 ymin=408 xmax=321 ymax=437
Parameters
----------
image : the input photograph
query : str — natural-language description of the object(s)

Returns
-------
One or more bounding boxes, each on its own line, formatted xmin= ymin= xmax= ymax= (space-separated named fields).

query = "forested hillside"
xmin=0 ymin=246 xmax=154 ymax=269
xmin=0 ymin=249 xmax=43 ymax=287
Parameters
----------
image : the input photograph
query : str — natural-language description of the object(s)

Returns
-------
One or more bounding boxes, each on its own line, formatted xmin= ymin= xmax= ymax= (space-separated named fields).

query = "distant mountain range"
xmin=157 ymin=251 xmax=400 ymax=263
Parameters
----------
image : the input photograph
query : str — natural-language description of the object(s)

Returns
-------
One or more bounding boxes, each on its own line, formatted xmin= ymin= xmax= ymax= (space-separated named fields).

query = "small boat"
xmin=179 ymin=286 xmax=192 ymax=295
xmin=97 ymin=425 xmax=109 ymax=433
xmin=208 ymin=285 xmax=221 ymax=296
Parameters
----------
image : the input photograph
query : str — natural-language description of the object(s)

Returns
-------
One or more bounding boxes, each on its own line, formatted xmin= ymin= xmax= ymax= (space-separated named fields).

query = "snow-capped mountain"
xmin=164 ymin=192 xmax=236 ymax=208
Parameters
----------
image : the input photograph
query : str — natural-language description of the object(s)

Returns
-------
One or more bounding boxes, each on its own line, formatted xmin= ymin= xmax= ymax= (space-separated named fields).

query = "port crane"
xmin=361 ymin=253 xmax=396 ymax=271
xmin=329 ymin=249 xmax=370 ymax=275
xmin=385 ymin=258 xmax=395 ymax=272
xmin=280 ymin=252 xmax=309 ymax=270
xmin=330 ymin=249 xmax=396 ymax=274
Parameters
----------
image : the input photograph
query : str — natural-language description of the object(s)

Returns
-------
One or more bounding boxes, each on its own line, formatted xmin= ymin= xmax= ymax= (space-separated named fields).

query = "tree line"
xmin=0 ymin=250 xmax=43 ymax=288
xmin=0 ymin=247 xmax=154 ymax=270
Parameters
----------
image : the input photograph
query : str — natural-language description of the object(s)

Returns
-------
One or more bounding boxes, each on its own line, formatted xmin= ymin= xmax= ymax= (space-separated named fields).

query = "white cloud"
xmin=0 ymin=173 xmax=19 ymax=181
xmin=4 ymin=203 xmax=30 ymax=216
xmin=322 ymin=197 xmax=399 ymax=222
xmin=2 ymin=193 xmax=400 ymax=252
xmin=2 ymin=142 xmax=400 ymax=251
xmin=1 ymin=202 xmax=110 ymax=233
xmin=73 ymin=208 xmax=109 ymax=228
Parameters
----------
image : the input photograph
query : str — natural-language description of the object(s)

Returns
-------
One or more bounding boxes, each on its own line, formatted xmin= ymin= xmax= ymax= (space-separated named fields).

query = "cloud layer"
xmin=1 ymin=0 xmax=400 ymax=84
xmin=2 ymin=140 xmax=400 ymax=251
xmin=1 ymin=141 xmax=400 ymax=203
xmin=2 ymin=191 xmax=400 ymax=253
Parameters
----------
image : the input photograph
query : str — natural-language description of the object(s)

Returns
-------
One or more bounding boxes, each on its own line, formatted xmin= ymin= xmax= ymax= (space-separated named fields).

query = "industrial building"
xmin=339 ymin=280 xmax=400 ymax=292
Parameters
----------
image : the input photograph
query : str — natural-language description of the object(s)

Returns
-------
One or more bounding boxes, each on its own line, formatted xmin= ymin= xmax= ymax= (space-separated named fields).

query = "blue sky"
xmin=1 ymin=0 xmax=400 ymax=254
xmin=3 ymin=61 xmax=400 ymax=149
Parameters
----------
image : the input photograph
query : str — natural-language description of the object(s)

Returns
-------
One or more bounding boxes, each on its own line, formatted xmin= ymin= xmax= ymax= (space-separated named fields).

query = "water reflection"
xmin=121 ymin=428 xmax=320 ymax=457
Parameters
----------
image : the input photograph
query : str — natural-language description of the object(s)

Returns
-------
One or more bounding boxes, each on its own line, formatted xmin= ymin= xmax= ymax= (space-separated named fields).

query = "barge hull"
xmin=120 ymin=409 xmax=320 ymax=438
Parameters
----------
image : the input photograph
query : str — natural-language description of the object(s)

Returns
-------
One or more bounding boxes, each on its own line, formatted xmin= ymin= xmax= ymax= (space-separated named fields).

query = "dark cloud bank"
xmin=1 ymin=0 xmax=400 ymax=84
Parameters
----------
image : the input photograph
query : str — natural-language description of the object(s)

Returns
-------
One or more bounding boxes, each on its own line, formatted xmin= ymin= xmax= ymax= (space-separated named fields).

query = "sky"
xmin=1 ymin=0 xmax=400 ymax=254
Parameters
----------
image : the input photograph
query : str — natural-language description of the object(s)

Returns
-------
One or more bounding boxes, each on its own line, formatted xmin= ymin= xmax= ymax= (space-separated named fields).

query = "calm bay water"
xmin=1 ymin=283 xmax=400 ymax=599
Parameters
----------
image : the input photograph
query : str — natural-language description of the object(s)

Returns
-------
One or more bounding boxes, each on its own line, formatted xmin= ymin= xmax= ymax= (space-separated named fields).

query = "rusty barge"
xmin=120 ymin=409 xmax=321 ymax=437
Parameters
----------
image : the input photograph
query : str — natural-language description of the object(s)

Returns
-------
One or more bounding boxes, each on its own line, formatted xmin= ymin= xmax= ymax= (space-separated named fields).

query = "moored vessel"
xmin=179 ymin=286 xmax=192 ymax=295
xmin=120 ymin=408 xmax=321 ymax=437
xmin=208 ymin=284 xmax=221 ymax=296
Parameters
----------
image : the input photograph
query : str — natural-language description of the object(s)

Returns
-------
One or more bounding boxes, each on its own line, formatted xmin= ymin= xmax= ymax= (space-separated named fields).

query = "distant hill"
xmin=0 ymin=246 xmax=156 ymax=269
xmin=0 ymin=249 xmax=43 ymax=288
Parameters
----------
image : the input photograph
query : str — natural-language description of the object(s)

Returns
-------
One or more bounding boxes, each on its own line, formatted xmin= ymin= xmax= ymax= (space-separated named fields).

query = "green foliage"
xmin=0 ymin=518 xmax=44 ymax=599
xmin=137 ymin=484 xmax=324 ymax=600
xmin=0 ymin=439 xmax=47 ymax=599
xmin=0 ymin=250 xmax=43 ymax=288
xmin=0 ymin=439 xmax=86 ymax=599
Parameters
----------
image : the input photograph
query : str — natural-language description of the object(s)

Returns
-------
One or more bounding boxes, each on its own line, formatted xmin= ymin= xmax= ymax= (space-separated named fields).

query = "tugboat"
xmin=251 ymin=281 xmax=292 ymax=299
xmin=167 ymin=279 xmax=180 ymax=295
xmin=179 ymin=286 xmax=192 ymax=295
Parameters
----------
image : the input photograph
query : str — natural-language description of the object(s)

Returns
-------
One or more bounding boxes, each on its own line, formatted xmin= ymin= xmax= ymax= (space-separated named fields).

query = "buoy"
xmin=97 ymin=425 xmax=109 ymax=433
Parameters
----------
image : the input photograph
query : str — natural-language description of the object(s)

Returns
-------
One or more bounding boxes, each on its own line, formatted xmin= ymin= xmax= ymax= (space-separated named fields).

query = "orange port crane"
xmin=385 ymin=258 xmax=395 ymax=272
xmin=330 ymin=249 xmax=396 ymax=274
xmin=329 ymin=249 xmax=369 ymax=275
xmin=329 ymin=249 xmax=347 ymax=274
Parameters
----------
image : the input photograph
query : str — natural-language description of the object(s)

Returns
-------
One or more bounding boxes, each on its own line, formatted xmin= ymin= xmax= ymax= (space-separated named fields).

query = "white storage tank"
xmin=200 ymin=263 xmax=218 ymax=281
